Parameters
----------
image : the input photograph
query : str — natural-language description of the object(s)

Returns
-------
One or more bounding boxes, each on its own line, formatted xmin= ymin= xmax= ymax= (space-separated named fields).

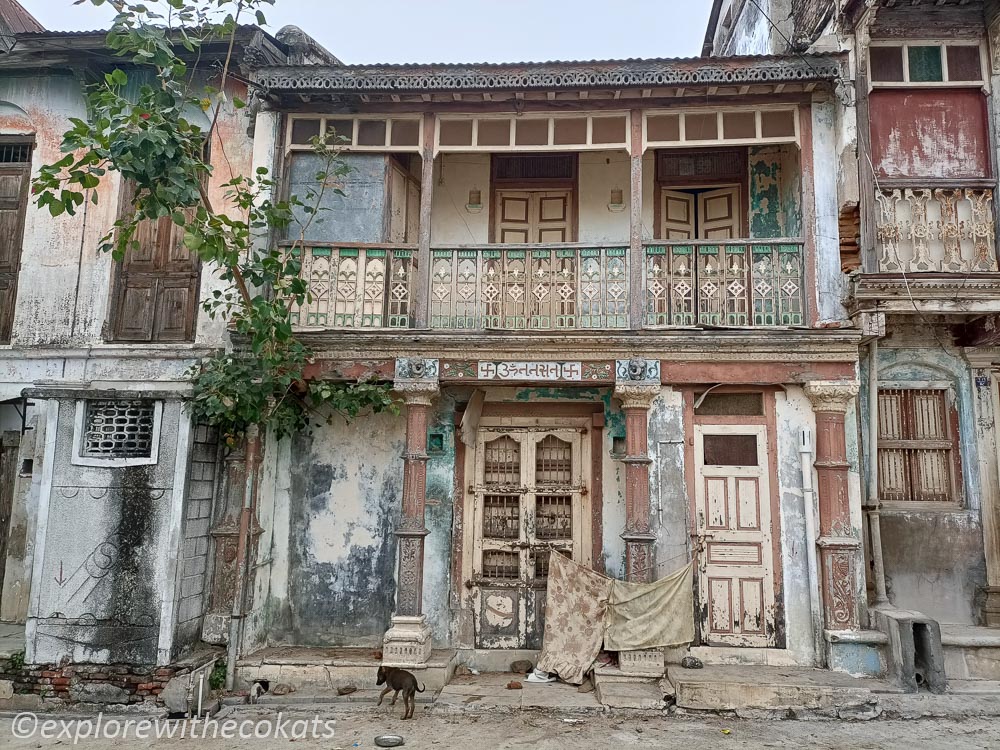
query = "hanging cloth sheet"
xmin=535 ymin=551 xmax=694 ymax=685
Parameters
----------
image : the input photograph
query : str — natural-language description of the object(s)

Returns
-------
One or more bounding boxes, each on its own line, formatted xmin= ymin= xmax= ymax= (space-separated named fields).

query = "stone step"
xmin=670 ymin=665 xmax=882 ymax=711
xmin=941 ymin=625 xmax=1000 ymax=681
xmin=595 ymin=678 xmax=672 ymax=709
xmin=593 ymin=665 xmax=665 ymax=686
xmin=235 ymin=648 xmax=457 ymax=694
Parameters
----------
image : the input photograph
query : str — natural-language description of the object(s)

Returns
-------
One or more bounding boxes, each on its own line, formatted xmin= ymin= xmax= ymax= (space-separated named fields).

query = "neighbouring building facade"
xmin=708 ymin=0 xmax=1000 ymax=686
xmin=1 ymin=0 xmax=999 ymax=708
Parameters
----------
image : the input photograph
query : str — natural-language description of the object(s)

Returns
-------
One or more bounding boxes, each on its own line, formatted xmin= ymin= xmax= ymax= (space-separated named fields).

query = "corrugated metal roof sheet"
xmin=0 ymin=0 xmax=43 ymax=35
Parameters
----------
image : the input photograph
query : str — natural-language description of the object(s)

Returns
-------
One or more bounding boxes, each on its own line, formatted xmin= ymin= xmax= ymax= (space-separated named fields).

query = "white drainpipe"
xmin=800 ymin=428 xmax=825 ymax=665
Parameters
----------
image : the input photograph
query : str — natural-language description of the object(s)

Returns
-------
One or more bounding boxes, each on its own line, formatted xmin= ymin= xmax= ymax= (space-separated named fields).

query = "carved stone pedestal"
xmin=618 ymin=648 xmax=664 ymax=677
xmin=383 ymin=614 xmax=433 ymax=668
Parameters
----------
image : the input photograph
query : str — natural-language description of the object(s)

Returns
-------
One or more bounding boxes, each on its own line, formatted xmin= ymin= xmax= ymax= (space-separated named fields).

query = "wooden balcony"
xmin=429 ymin=244 xmax=628 ymax=330
xmin=289 ymin=240 xmax=808 ymax=332
xmin=644 ymin=240 xmax=806 ymax=327
xmin=289 ymin=243 xmax=415 ymax=329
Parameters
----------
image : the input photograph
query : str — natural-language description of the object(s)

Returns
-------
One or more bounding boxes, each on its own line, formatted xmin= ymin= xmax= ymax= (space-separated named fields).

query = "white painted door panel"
xmin=694 ymin=424 xmax=777 ymax=647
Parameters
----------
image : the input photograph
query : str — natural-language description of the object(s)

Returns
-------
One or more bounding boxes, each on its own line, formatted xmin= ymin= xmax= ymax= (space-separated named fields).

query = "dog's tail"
xmin=416 ymin=682 xmax=425 ymax=693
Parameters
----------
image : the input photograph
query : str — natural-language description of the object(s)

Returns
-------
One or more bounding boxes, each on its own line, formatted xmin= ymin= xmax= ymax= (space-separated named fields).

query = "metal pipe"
xmin=225 ymin=424 xmax=260 ymax=691
xmin=866 ymin=338 xmax=890 ymax=607
xmin=799 ymin=428 xmax=825 ymax=665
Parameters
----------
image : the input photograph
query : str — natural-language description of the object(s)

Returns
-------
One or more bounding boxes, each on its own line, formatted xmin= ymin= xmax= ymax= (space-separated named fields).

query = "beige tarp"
xmin=535 ymin=551 xmax=694 ymax=685
xmin=604 ymin=561 xmax=695 ymax=651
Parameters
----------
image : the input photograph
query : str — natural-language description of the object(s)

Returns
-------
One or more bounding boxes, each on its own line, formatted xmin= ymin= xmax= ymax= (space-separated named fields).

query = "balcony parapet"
xmin=288 ymin=239 xmax=808 ymax=332
xmin=874 ymin=187 xmax=997 ymax=274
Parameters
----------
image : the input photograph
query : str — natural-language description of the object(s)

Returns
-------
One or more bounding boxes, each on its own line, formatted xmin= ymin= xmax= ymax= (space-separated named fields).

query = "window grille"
xmin=81 ymin=399 xmax=157 ymax=459
xmin=0 ymin=144 xmax=31 ymax=163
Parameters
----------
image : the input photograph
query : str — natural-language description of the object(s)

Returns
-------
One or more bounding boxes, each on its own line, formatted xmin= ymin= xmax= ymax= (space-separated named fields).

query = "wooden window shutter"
xmin=109 ymin=182 xmax=201 ymax=342
xmin=877 ymin=388 xmax=959 ymax=503
xmin=0 ymin=155 xmax=31 ymax=343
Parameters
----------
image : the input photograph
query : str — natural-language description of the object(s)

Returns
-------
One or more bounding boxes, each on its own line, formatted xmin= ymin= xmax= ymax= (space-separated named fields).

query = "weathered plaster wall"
xmin=28 ymin=398 xmax=190 ymax=665
xmin=862 ymin=340 xmax=987 ymax=624
xmin=718 ymin=0 xmax=792 ymax=56
xmin=0 ymin=72 xmax=248 ymax=353
xmin=749 ymin=144 xmax=802 ymax=238
xmin=647 ymin=389 xmax=688 ymax=581
xmin=811 ymin=97 xmax=847 ymax=323
xmin=776 ymin=387 xmax=824 ymax=664
xmin=430 ymin=151 xmax=654 ymax=245
xmin=287 ymin=152 xmax=388 ymax=244
xmin=274 ymin=412 xmax=406 ymax=647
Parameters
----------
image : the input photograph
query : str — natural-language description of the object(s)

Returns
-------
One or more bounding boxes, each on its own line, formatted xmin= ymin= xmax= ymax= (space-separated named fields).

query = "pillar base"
xmin=383 ymin=615 xmax=433 ymax=668
xmin=618 ymin=648 xmax=664 ymax=677
xmin=983 ymin=587 xmax=1000 ymax=627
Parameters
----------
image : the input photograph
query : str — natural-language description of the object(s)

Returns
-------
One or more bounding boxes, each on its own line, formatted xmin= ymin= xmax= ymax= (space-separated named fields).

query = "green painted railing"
xmin=644 ymin=240 xmax=805 ymax=327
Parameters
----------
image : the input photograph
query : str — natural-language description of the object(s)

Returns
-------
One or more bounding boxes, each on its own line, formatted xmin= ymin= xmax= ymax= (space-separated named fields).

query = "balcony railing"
xmin=874 ymin=187 xmax=997 ymax=273
xmin=289 ymin=240 xmax=808 ymax=331
xmin=289 ymin=244 xmax=415 ymax=329
xmin=644 ymin=240 xmax=806 ymax=327
xmin=429 ymin=244 xmax=628 ymax=330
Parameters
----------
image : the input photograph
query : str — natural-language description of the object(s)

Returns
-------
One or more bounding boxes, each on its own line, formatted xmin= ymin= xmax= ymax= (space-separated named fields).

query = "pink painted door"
xmin=694 ymin=424 xmax=777 ymax=647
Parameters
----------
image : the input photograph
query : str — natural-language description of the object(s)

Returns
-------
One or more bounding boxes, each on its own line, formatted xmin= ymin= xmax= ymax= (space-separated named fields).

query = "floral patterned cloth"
xmin=535 ymin=551 xmax=695 ymax=684
xmin=535 ymin=550 xmax=611 ymax=685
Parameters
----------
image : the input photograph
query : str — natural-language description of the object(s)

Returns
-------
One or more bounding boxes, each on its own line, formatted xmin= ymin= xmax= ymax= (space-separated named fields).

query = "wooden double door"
xmin=469 ymin=423 xmax=592 ymax=649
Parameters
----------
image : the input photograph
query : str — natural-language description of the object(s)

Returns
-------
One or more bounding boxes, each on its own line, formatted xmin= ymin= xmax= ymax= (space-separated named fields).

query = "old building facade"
xmin=2 ymin=0 xmax=999 ymax=707
xmin=708 ymin=0 xmax=1000 ymax=685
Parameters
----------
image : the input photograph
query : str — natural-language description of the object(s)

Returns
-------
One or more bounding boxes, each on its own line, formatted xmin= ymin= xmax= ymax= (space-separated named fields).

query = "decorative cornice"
xmin=804 ymin=380 xmax=860 ymax=413
xmin=297 ymin=330 xmax=863 ymax=363
xmin=614 ymin=382 xmax=661 ymax=409
xmin=254 ymin=54 xmax=844 ymax=94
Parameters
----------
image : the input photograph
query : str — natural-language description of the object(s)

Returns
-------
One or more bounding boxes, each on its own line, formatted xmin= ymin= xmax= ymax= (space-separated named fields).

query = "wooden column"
xmin=413 ymin=113 xmax=436 ymax=329
xmin=805 ymin=381 xmax=862 ymax=631
xmin=383 ymin=358 xmax=439 ymax=667
xmin=628 ymin=108 xmax=645 ymax=330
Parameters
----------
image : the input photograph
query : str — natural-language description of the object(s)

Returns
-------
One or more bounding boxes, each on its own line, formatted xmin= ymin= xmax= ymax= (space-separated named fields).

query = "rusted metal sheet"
xmin=869 ymin=89 xmax=991 ymax=180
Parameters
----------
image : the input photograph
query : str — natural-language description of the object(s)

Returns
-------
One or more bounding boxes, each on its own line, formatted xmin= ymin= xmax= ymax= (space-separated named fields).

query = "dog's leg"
xmin=404 ymin=692 xmax=413 ymax=720
xmin=390 ymin=688 xmax=399 ymax=706
xmin=377 ymin=686 xmax=392 ymax=706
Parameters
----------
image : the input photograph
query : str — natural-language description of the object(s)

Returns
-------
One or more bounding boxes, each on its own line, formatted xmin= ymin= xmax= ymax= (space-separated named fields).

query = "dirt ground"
xmin=3 ymin=709 xmax=999 ymax=749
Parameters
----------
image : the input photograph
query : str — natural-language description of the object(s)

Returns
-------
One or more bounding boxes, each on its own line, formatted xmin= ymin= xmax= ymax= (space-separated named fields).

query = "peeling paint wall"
xmin=749 ymin=144 xmax=802 ymax=238
xmin=811 ymin=98 xmax=847 ymax=323
xmin=271 ymin=413 xmax=405 ymax=647
xmin=861 ymin=341 xmax=987 ymax=624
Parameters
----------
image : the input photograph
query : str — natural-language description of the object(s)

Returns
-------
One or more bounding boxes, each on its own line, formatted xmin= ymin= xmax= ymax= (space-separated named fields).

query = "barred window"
xmin=877 ymin=388 xmax=959 ymax=504
xmin=74 ymin=399 xmax=162 ymax=465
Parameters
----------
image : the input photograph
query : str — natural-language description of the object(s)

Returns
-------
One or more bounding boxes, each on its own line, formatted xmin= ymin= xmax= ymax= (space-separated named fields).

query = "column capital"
xmin=394 ymin=379 xmax=439 ymax=406
xmin=614 ymin=382 xmax=660 ymax=409
xmin=804 ymin=380 xmax=860 ymax=413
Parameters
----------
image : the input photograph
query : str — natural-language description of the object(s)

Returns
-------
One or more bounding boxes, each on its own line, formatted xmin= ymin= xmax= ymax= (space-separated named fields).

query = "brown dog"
xmin=376 ymin=665 xmax=425 ymax=719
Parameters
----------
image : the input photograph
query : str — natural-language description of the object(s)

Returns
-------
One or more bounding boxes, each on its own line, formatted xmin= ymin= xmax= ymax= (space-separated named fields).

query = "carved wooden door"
xmin=693 ymin=424 xmax=777 ymax=647
xmin=471 ymin=427 xmax=589 ymax=648
xmin=698 ymin=187 xmax=740 ymax=239
xmin=661 ymin=190 xmax=696 ymax=239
